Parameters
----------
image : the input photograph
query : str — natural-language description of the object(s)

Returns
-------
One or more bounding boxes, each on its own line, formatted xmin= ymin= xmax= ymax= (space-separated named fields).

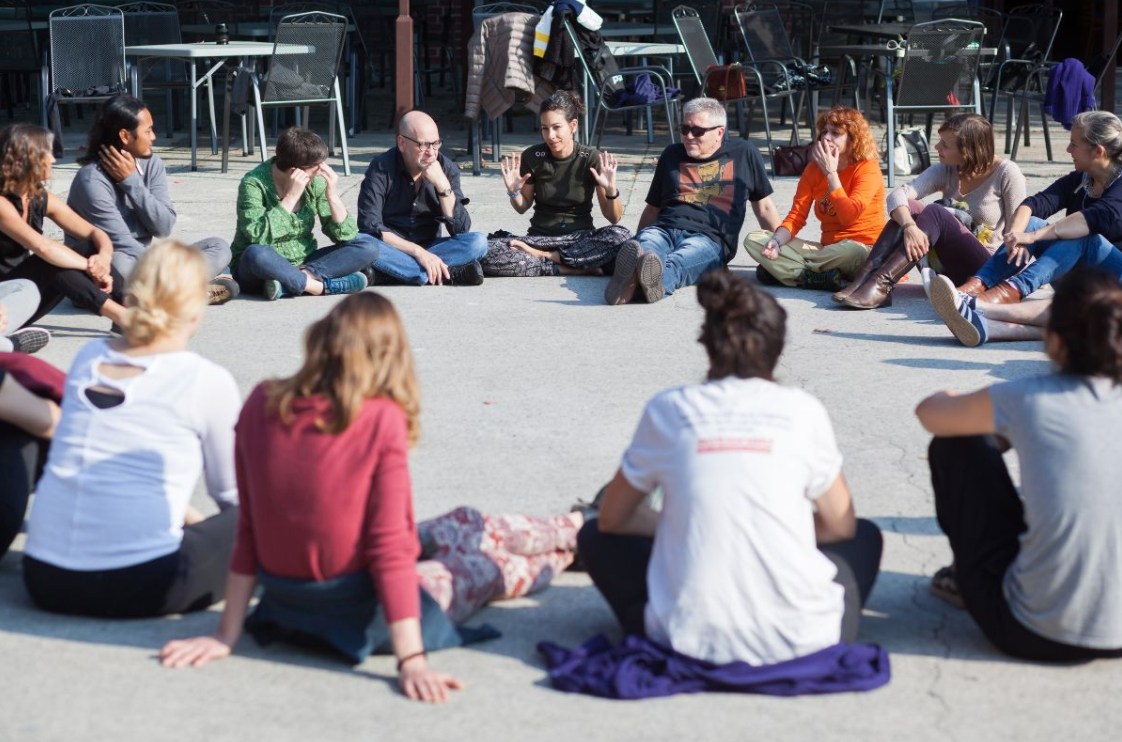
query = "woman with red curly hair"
xmin=0 ymin=123 xmax=126 ymax=328
xmin=745 ymin=106 xmax=885 ymax=291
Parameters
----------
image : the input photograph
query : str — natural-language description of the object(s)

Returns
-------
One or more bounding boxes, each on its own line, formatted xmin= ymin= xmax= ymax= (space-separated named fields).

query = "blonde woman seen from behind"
xmin=23 ymin=240 xmax=240 ymax=618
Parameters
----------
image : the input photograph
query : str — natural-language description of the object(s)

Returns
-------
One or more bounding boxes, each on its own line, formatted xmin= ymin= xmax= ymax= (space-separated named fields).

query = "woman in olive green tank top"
xmin=481 ymin=91 xmax=632 ymax=277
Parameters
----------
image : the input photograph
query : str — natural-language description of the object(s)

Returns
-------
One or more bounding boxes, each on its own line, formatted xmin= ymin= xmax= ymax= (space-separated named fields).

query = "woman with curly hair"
xmin=0 ymin=123 xmax=126 ymax=328
xmin=580 ymin=269 xmax=882 ymax=666
xmin=160 ymin=292 xmax=584 ymax=703
xmin=917 ymin=267 xmax=1122 ymax=661
xmin=836 ymin=113 xmax=1026 ymax=309
xmin=745 ymin=106 xmax=886 ymax=291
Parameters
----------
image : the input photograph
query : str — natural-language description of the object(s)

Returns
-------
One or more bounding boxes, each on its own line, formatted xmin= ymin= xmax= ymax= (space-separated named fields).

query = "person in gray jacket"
xmin=66 ymin=95 xmax=238 ymax=305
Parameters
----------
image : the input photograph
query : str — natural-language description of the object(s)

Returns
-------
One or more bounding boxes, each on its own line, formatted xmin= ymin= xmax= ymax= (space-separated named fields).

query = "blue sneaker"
xmin=930 ymin=274 xmax=987 ymax=347
xmin=322 ymin=271 xmax=368 ymax=296
xmin=263 ymin=279 xmax=284 ymax=301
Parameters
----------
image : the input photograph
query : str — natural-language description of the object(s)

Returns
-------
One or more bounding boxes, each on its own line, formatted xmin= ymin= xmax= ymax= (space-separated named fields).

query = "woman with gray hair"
xmin=929 ymin=110 xmax=1122 ymax=346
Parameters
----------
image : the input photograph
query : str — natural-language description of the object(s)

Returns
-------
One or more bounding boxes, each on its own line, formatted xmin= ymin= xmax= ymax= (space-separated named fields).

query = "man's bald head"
xmin=396 ymin=110 xmax=442 ymax=175
xmin=398 ymin=111 xmax=438 ymax=140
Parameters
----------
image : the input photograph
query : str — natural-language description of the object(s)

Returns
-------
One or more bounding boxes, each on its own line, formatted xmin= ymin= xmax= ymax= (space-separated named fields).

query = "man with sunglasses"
xmin=357 ymin=111 xmax=487 ymax=286
xmin=605 ymin=98 xmax=782 ymax=304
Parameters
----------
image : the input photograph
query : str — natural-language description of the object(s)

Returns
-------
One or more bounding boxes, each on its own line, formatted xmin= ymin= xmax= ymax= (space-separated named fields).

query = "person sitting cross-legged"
xmin=357 ymin=111 xmax=487 ymax=286
xmin=604 ymin=96 xmax=782 ymax=305
xmin=916 ymin=267 xmax=1122 ymax=662
xmin=66 ymin=95 xmax=238 ymax=306
xmin=230 ymin=127 xmax=377 ymax=301
xmin=745 ymin=106 xmax=886 ymax=293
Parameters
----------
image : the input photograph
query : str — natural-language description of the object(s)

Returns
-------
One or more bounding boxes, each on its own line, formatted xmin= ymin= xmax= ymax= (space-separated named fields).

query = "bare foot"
xmin=510 ymin=239 xmax=553 ymax=261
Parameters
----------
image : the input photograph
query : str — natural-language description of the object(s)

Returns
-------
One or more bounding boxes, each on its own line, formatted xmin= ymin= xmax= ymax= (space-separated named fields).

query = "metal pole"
xmin=395 ymin=0 xmax=414 ymax=125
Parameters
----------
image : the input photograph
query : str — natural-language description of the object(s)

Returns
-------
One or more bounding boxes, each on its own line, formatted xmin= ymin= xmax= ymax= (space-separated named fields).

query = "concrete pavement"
xmin=1 ymin=107 xmax=1117 ymax=742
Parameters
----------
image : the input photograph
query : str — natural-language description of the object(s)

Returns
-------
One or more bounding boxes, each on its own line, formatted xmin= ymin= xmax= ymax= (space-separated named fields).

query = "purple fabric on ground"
xmin=537 ymin=634 xmax=891 ymax=699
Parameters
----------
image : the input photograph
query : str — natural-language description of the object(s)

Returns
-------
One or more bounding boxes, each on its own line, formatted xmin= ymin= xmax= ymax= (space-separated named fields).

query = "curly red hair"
xmin=0 ymin=123 xmax=53 ymax=199
xmin=815 ymin=106 xmax=879 ymax=163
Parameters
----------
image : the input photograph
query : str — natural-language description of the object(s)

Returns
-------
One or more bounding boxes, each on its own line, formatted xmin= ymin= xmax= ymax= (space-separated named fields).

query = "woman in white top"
xmin=579 ymin=270 xmax=882 ymax=666
xmin=836 ymin=113 xmax=1026 ymax=309
xmin=23 ymin=240 xmax=241 ymax=618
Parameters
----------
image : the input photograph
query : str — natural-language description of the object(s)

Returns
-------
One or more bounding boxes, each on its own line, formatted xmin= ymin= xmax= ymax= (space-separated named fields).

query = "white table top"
xmin=124 ymin=41 xmax=311 ymax=58
xmin=607 ymin=41 xmax=684 ymax=56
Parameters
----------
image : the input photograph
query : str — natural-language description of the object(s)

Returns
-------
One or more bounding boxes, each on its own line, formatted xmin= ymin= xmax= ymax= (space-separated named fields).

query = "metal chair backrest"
xmin=175 ymin=0 xmax=239 ymax=26
xmin=0 ymin=0 xmax=39 ymax=72
xmin=656 ymin=0 xmax=719 ymax=38
xmin=816 ymin=0 xmax=886 ymax=46
xmin=993 ymin=4 xmax=1062 ymax=73
xmin=49 ymin=5 xmax=127 ymax=95
xmin=735 ymin=7 xmax=797 ymax=64
xmin=740 ymin=2 xmax=818 ymax=59
xmin=894 ymin=18 xmax=985 ymax=111
xmin=1089 ymin=29 xmax=1122 ymax=104
xmin=472 ymin=2 xmax=539 ymax=33
xmin=671 ymin=5 xmax=720 ymax=83
xmin=119 ymin=1 xmax=181 ymax=45
xmin=262 ymin=11 xmax=347 ymax=104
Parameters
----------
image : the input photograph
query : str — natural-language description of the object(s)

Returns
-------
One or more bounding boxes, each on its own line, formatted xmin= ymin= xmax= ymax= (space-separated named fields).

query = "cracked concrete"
xmin=1 ymin=105 xmax=1119 ymax=742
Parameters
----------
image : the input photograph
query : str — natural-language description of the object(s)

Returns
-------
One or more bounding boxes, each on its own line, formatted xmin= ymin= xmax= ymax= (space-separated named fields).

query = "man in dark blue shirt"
xmin=357 ymin=111 xmax=487 ymax=286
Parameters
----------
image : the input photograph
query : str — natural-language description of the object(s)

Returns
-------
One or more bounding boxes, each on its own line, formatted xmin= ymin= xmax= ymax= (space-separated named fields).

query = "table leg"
xmin=189 ymin=61 xmax=198 ymax=172
xmin=207 ymin=73 xmax=218 ymax=155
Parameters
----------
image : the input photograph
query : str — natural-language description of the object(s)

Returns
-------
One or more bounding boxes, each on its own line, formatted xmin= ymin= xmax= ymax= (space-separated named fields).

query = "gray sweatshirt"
xmin=65 ymin=154 xmax=176 ymax=258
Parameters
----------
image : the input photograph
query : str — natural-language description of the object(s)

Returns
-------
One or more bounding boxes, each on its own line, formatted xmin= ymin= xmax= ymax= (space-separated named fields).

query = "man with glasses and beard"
xmin=605 ymin=97 xmax=782 ymax=305
xmin=357 ymin=111 xmax=487 ymax=286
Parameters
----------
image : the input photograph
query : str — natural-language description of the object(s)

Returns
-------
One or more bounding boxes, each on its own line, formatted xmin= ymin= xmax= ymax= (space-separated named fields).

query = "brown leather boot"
xmin=832 ymin=221 xmax=905 ymax=303
xmin=957 ymin=276 xmax=986 ymax=297
xmin=841 ymin=247 xmax=917 ymax=309
xmin=976 ymin=281 xmax=1021 ymax=304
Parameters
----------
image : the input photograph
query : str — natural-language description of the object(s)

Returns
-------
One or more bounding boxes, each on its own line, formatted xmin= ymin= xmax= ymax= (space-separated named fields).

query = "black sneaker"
xmin=755 ymin=264 xmax=783 ymax=286
xmin=447 ymin=260 xmax=484 ymax=286
xmin=8 ymin=327 xmax=51 ymax=354
xmin=796 ymin=268 xmax=846 ymax=292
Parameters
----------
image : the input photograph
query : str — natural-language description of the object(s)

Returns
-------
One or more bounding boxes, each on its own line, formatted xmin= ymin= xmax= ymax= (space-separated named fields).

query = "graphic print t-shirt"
xmin=645 ymin=139 xmax=773 ymax=262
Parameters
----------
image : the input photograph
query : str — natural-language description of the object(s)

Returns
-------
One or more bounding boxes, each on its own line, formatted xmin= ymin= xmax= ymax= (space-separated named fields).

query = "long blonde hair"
xmin=266 ymin=292 xmax=421 ymax=442
xmin=123 ymin=240 xmax=208 ymax=346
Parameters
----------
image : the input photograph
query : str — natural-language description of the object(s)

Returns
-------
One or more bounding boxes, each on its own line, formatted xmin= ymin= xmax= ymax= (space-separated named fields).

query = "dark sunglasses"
xmin=679 ymin=123 xmax=722 ymax=138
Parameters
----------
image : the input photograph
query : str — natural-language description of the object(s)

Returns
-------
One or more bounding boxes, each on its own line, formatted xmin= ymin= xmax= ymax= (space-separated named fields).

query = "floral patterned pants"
xmin=415 ymin=506 xmax=581 ymax=623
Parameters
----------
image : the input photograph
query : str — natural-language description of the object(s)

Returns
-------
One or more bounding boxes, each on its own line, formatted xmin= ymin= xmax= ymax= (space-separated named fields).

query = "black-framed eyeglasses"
xmin=679 ymin=124 xmax=722 ymax=138
xmin=401 ymin=134 xmax=443 ymax=151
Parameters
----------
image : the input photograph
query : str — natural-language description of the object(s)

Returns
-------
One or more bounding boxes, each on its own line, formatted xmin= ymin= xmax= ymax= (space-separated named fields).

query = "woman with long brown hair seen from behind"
xmin=160 ymin=292 xmax=587 ymax=703
xmin=0 ymin=123 xmax=126 ymax=330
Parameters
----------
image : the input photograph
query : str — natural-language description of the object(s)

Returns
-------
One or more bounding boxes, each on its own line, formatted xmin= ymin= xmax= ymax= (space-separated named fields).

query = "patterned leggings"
xmin=481 ymin=225 xmax=633 ymax=277
xmin=415 ymin=506 xmax=582 ymax=623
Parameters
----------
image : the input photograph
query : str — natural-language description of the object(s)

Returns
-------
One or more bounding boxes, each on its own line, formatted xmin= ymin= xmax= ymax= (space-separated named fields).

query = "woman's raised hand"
xmin=591 ymin=151 xmax=618 ymax=191
xmin=812 ymin=139 xmax=839 ymax=176
xmin=500 ymin=154 xmax=531 ymax=195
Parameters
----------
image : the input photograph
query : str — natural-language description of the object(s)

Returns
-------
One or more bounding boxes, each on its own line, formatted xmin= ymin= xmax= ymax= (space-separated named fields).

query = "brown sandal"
xmin=930 ymin=565 xmax=965 ymax=609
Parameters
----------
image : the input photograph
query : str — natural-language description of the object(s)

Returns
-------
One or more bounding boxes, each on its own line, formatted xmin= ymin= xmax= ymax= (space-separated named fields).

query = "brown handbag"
xmin=704 ymin=64 xmax=747 ymax=100
xmin=773 ymin=142 xmax=814 ymax=177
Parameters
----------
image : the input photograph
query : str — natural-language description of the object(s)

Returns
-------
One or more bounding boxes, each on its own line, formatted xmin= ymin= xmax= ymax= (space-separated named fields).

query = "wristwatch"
xmin=437 ymin=187 xmax=454 ymax=198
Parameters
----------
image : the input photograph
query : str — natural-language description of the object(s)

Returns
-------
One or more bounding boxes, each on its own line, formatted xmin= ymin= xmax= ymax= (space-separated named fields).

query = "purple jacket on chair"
xmin=1044 ymin=58 xmax=1097 ymax=130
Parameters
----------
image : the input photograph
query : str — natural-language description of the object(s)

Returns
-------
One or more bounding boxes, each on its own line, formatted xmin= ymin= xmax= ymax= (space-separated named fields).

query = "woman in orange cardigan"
xmin=745 ymin=107 xmax=885 ymax=291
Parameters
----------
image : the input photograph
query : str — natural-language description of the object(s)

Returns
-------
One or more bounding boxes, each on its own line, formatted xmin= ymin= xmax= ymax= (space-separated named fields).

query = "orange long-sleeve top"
xmin=779 ymin=158 xmax=886 ymax=246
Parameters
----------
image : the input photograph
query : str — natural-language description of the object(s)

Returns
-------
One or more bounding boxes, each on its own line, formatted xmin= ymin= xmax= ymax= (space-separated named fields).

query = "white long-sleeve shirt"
xmin=26 ymin=339 xmax=240 ymax=570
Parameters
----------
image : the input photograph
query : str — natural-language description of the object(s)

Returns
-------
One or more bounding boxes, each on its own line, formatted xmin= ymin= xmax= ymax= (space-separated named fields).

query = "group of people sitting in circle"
xmin=1 ymin=88 xmax=1121 ymax=703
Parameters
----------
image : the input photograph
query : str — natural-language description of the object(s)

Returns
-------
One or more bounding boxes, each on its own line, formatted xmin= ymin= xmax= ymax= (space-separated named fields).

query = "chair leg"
xmin=253 ymin=85 xmax=267 ymax=163
xmin=1040 ymin=102 xmax=1052 ymax=161
xmin=334 ymin=81 xmax=350 ymax=177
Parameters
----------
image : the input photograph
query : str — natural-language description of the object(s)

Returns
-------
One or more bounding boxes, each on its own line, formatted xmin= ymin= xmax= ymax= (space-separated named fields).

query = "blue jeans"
xmin=368 ymin=232 xmax=488 ymax=286
xmin=233 ymin=234 xmax=380 ymax=296
xmin=634 ymin=227 xmax=724 ymax=295
xmin=971 ymin=218 xmax=1122 ymax=296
